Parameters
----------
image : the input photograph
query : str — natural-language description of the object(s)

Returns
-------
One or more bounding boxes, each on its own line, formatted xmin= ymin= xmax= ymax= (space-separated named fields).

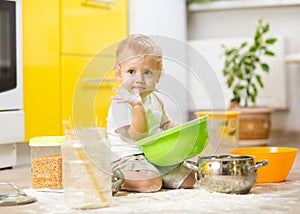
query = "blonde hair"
xmin=115 ymin=34 xmax=162 ymax=71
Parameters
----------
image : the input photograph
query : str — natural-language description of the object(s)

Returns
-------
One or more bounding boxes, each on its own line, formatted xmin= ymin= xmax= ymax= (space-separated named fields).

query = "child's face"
xmin=116 ymin=55 xmax=162 ymax=97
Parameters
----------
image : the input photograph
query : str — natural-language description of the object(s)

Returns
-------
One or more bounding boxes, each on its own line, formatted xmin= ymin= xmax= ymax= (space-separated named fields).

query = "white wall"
xmin=188 ymin=2 xmax=300 ymax=131
xmin=128 ymin=0 xmax=190 ymax=122
xmin=129 ymin=0 xmax=187 ymax=40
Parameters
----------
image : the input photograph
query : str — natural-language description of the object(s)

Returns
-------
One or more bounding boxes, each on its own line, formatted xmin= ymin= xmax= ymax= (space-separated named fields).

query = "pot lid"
xmin=0 ymin=182 xmax=37 ymax=206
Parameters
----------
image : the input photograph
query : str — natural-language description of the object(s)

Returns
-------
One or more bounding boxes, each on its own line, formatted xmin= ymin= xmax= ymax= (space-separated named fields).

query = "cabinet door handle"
xmin=85 ymin=78 xmax=118 ymax=83
xmin=85 ymin=0 xmax=117 ymax=5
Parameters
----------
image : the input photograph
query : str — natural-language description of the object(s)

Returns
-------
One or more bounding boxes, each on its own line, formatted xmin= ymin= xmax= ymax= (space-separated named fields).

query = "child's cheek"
xmin=121 ymin=78 xmax=134 ymax=89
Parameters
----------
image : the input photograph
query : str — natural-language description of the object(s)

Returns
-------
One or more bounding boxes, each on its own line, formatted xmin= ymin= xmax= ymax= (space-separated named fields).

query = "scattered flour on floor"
xmin=22 ymin=185 xmax=299 ymax=214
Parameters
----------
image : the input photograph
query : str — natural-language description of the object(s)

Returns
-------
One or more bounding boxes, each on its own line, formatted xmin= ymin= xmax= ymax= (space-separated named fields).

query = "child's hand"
xmin=111 ymin=87 xmax=143 ymax=106
xmin=161 ymin=121 xmax=180 ymax=130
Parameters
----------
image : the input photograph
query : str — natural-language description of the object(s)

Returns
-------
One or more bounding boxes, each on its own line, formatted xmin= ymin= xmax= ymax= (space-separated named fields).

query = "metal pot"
xmin=183 ymin=155 xmax=268 ymax=194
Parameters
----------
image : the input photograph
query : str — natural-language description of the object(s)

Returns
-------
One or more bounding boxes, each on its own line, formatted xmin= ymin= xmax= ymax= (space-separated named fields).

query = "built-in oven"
xmin=0 ymin=0 xmax=24 ymax=168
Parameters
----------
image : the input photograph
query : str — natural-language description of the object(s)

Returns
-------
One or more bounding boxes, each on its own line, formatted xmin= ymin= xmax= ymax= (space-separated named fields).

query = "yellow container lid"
xmin=195 ymin=111 xmax=240 ymax=119
xmin=29 ymin=136 xmax=65 ymax=147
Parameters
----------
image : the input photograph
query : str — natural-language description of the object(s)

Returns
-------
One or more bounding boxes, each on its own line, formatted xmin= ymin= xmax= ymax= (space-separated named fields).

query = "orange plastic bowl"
xmin=231 ymin=147 xmax=298 ymax=183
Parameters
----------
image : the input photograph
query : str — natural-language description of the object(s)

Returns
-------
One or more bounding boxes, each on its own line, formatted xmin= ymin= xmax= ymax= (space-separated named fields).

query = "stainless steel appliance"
xmin=0 ymin=0 xmax=23 ymax=168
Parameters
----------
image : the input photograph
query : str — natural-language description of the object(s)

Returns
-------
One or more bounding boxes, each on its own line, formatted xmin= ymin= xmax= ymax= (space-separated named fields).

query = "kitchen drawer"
xmin=61 ymin=0 xmax=128 ymax=54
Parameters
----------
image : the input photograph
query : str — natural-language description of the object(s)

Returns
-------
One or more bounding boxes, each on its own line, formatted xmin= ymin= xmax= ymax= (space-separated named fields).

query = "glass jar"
xmin=195 ymin=111 xmax=240 ymax=155
xmin=62 ymin=128 xmax=111 ymax=209
xmin=29 ymin=136 xmax=64 ymax=189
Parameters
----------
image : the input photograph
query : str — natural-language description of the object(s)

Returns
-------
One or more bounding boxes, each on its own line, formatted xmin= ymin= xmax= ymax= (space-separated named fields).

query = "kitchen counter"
xmin=1 ymin=131 xmax=300 ymax=213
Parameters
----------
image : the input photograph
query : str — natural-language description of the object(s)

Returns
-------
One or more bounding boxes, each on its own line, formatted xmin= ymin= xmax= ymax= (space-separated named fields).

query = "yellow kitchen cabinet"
xmin=23 ymin=0 xmax=127 ymax=140
xmin=23 ymin=0 xmax=61 ymax=141
xmin=61 ymin=54 xmax=118 ymax=130
xmin=60 ymin=0 xmax=127 ymax=130
xmin=61 ymin=0 xmax=128 ymax=54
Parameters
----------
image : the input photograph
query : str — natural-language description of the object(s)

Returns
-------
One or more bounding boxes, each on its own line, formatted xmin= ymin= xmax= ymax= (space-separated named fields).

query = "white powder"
xmin=19 ymin=180 xmax=300 ymax=214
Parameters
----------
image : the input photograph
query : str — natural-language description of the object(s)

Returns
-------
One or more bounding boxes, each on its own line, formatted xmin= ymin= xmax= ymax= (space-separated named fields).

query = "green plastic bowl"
xmin=136 ymin=116 xmax=209 ymax=166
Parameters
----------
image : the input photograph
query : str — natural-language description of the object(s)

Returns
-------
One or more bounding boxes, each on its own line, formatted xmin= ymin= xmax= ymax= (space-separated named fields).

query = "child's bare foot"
xmin=121 ymin=170 xmax=162 ymax=193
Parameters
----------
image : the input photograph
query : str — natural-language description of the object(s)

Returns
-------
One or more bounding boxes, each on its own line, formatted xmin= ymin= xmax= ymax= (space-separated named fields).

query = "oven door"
xmin=0 ymin=0 xmax=24 ymax=147
xmin=0 ymin=0 xmax=23 ymax=110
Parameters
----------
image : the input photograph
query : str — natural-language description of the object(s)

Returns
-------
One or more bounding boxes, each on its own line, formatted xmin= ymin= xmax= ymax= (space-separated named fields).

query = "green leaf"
xmin=255 ymin=75 xmax=264 ymax=88
xmin=225 ymin=60 xmax=231 ymax=67
xmin=263 ymin=23 xmax=270 ymax=33
xmin=227 ymin=77 xmax=234 ymax=87
xmin=266 ymin=38 xmax=277 ymax=44
xmin=237 ymin=85 xmax=245 ymax=90
xmin=251 ymin=83 xmax=258 ymax=95
xmin=245 ymin=66 xmax=253 ymax=74
xmin=255 ymin=35 xmax=261 ymax=45
xmin=249 ymin=46 xmax=257 ymax=52
xmin=228 ymin=130 xmax=236 ymax=136
xmin=260 ymin=63 xmax=269 ymax=72
xmin=265 ymin=50 xmax=275 ymax=56
xmin=260 ymin=45 xmax=267 ymax=50
xmin=237 ymin=70 xmax=243 ymax=79
xmin=223 ymin=69 xmax=229 ymax=76
xmin=240 ymin=42 xmax=248 ymax=49
xmin=225 ymin=49 xmax=235 ymax=55
xmin=250 ymin=93 xmax=256 ymax=103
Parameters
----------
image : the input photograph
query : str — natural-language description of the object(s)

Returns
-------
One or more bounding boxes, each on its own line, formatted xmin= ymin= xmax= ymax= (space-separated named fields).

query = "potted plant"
xmin=221 ymin=18 xmax=277 ymax=146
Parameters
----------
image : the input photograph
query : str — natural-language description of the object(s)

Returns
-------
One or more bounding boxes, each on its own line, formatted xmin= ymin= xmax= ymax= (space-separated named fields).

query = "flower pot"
xmin=231 ymin=107 xmax=273 ymax=146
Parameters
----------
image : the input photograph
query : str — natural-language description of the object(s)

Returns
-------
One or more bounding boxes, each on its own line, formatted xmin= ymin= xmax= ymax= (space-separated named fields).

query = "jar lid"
xmin=195 ymin=111 xmax=241 ymax=119
xmin=29 ymin=136 xmax=65 ymax=147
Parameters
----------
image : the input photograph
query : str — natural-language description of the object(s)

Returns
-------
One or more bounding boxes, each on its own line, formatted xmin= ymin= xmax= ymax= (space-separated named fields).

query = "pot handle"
xmin=183 ymin=160 xmax=201 ymax=171
xmin=253 ymin=159 xmax=268 ymax=170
